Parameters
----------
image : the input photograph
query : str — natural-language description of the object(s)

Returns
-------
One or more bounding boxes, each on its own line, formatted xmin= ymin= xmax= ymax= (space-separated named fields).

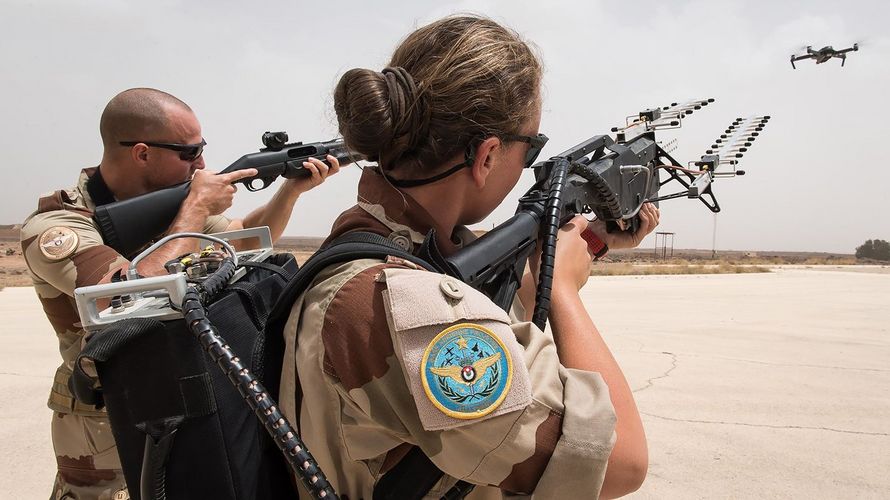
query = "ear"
xmin=130 ymin=143 xmax=150 ymax=165
xmin=469 ymin=136 xmax=502 ymax=189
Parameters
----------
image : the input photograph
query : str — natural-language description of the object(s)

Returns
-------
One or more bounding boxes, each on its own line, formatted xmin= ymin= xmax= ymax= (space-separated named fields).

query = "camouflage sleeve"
xmin=321 ymin=265 xmax=616 ymax=496
xmin=21 ymin=210 xmax=129 ymax=295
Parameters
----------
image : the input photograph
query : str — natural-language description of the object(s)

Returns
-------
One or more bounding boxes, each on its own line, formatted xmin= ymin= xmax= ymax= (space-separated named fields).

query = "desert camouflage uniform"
xmin=280 ymin=168 xmax=617 ymax=499
xmin=20 ymin=167 xmax=230 ymax=500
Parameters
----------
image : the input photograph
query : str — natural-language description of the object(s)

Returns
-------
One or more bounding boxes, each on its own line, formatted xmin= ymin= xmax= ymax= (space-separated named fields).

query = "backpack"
xmin=71 ymin=232 xmax=472 ymax=500
xmin=71 ymin=253 xmax=298 ymax=500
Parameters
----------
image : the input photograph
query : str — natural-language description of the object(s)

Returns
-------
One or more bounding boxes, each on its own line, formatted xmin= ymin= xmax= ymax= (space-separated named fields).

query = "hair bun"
xmin=336 ymin=16 xmax=541 ymax=176
xmin=381 ymin=67 xmax=430 ymax=155
xmin=334 ymin=67 xmax=428 ymax=164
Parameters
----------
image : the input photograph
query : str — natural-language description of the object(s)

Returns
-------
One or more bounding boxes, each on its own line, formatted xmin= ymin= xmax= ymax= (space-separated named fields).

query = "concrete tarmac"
xmin=0 ymin=267 xmax=887 ymax=499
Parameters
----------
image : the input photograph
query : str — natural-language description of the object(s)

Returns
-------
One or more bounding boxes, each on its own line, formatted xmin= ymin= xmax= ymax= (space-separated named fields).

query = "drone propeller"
xmin=791 ymin=44 xmax=811 ymax=56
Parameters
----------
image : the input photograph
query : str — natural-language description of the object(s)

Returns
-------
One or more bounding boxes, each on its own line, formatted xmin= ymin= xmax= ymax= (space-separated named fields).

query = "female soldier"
xmin=280 ymin=15 xmax=656 ymax=498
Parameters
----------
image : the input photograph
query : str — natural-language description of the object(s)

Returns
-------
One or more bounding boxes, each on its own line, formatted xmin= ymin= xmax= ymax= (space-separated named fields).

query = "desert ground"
xmin=0 ymin=259 xmax=887 ymax=498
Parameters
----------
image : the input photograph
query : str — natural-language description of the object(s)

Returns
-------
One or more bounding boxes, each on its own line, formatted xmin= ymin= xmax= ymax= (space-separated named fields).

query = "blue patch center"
xmin=423 ymin=325 xmax=510 ymax=417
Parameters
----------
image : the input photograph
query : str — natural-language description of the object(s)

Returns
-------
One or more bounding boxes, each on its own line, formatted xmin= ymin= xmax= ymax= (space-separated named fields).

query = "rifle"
xmin=94 ymin=132 xmax=357 ymax=257
xmin=419 ymin=99 xmax=770 ymax=330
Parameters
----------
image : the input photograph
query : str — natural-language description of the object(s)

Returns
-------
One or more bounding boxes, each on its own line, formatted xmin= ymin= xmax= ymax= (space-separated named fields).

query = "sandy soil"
xmin=0 ymin=242 xmax=31 ymax=287
xmin=4 ymin=238 xmax=884 ymax=288
xmin=1 ymin=268 xmax=888 ymax=498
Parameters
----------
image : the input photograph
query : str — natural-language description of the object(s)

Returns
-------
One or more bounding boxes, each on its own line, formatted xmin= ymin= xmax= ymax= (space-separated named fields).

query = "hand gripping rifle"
xmin=93 ymin=132 xmax=356 ymax=257
xmin=420 ymin=99 xmax=770 ymax=331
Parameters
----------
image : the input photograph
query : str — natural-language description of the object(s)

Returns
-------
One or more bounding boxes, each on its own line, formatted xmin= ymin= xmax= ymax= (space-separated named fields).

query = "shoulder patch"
xmin=382 ymin=268 xmax=532 ymax=431
xmin=422 ymin=323 xmax=513 ymax=419
xmin=38 ymin=226 xmax=79 ymax=260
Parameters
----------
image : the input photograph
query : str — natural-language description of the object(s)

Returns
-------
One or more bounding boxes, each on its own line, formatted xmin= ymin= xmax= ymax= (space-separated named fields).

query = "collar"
xmin=84 ymin=167 xmax=116 ymax=207
xmin=69 ymin=167 xmax=101 ymax=212
xmin=327 ymin=167 xmax=475 ymax=255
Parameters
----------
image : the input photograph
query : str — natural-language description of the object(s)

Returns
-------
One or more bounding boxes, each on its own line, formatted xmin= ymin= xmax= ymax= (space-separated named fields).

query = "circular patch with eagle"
xmin=421 ymin=323 xmax=512 ymax=419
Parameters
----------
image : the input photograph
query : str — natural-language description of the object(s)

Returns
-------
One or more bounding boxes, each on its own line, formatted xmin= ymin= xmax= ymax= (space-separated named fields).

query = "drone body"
xmin=791 ymin=44 xmax=859 ymax=68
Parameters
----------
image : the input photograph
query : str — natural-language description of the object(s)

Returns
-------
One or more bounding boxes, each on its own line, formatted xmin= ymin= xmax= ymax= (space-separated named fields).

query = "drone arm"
xmin=790 ymin=54 xmax=812 ymax=68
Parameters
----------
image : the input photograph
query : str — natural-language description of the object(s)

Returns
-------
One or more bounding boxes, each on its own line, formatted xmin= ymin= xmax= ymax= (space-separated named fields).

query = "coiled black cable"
xmin=532 ymin=158 xmax=569 ymax=330
xmin=194 ymin=258 xmax=237 ymax=302
xmin=182 ymin=257 xmax=338 ymax=500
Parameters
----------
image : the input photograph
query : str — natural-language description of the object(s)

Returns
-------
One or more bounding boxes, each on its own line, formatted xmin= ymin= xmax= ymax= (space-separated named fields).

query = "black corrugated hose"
xmin=532 ymin=158 xmax=569 ymax=330
xmin=183 ymin=257 xmax=338 ymax=499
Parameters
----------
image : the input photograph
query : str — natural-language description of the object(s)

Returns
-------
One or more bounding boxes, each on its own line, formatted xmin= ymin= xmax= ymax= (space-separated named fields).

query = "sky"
xmin=1 ymin=0 xmax=888 ymax=253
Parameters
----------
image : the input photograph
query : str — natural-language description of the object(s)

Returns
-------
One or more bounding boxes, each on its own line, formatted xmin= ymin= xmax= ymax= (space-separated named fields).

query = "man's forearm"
xmin=132 ymin=203 xmax=213 ymax=277
xmin=240 ymin=183 xmax=302 ymax=242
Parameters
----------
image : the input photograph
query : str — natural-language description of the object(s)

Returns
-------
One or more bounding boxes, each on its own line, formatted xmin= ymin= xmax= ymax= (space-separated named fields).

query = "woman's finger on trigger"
xmin=570 ymin=215 xmax=589 ymax=233
xmin=559 ymin=217 xmax=579 ymax=234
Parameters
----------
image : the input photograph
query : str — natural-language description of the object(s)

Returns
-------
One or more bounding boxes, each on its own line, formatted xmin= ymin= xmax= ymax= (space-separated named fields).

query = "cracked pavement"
xmin=582 ymin=268 xmax=890 ymax=498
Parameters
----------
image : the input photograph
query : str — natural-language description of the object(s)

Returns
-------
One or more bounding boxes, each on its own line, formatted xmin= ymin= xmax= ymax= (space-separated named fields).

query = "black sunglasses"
xmin=384 ymin=132 xmax=549 ymax=188
xmin=119 ymin=138 xmax=207 ymax=161
xmin=503 ymin=133 xmax=549 ymax=168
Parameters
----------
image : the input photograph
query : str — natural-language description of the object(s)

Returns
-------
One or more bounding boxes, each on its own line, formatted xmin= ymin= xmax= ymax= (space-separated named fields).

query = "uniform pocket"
xmin=80 ymin=414 xmax=118 ymax=457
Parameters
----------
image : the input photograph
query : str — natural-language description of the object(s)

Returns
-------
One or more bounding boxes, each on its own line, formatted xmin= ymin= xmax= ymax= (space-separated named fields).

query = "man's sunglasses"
xmin=503 ymin=133 xmax=549 ymax=168
xmin=119 ymin=139 xmax=207 ymax=161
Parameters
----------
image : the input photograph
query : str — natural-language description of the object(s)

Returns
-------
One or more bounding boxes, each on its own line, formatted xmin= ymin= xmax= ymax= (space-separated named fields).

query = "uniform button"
xmin=440 ymin=277 xmax=464 ymax=300
xmin=389 ymin=234 xmax=412 ymax=251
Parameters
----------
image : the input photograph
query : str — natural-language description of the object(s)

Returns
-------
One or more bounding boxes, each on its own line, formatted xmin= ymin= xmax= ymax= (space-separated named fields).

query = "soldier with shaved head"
xmin=20 ymin=87 xmax=340 ymax=499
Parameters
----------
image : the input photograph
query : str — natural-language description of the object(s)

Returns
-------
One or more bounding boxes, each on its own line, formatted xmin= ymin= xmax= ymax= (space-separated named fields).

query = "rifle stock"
xmin=94 ymin=182 xmax=192 ymax=258
xmin=93 ymin=135 xmax=357 ymax=256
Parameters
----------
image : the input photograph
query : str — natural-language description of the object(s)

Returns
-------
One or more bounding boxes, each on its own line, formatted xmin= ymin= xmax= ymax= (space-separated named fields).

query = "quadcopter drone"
xmin=791 ymin=44 xmax=859 ymax=68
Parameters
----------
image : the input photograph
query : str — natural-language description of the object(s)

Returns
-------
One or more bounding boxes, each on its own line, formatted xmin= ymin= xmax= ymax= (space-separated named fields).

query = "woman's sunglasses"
xmin=503 ymin=133 xmax=549 ymax=168
xmin=119 ymin=139 xmax=207 ymax=161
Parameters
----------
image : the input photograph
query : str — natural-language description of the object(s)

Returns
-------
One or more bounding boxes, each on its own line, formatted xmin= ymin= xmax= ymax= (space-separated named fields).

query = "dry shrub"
xmin=590 ymin=263 xmax=771 ymax=276
xmin=802 ymin=256 xmax=857 ymax=265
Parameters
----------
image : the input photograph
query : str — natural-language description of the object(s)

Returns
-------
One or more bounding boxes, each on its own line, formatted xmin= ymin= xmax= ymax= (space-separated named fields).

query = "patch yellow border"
xmin=420 ymin=322 xmax=513 ymax=420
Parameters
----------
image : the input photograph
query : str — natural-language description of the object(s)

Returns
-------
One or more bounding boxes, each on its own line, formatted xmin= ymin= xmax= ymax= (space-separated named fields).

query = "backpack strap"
xmin=237 ymin=260 xmax=295 ymax=281
xmin=266 ymin=231 xmax=436 ymax=330
xmin=266 ymin=231 xmax=476 ymax=500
